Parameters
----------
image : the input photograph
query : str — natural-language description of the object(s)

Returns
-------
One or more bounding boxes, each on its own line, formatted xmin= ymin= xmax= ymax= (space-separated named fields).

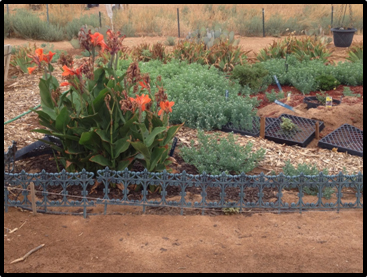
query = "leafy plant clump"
xmin=315 ymin=74 xmax=340 ymax=91
xmin=180 ymin=130 xmax=266 ymax=175
xmin=165 ymin=36 xmax=176 ymax=46
xmin=342 ymin=86 xmax=361 ymax=98
xmin=346 ymin=42 xmax=363 ymax=63
xmin=229 ymin=63 xmax=271 ymax=94
xmin=315 ymin=91 xmax=330 ymax=105
xmin=265 ymin=89 xmax=285 ymax=102
xmin=31 ymin=29 xmax=182 ymax=174
xmin=279 ymin=117 xmax=300 ymax=135
xmin=282 ymin=160 xmax=334 ymax=199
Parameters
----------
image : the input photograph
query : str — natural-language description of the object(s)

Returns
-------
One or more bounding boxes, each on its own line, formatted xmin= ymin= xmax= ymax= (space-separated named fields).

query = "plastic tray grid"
xmin=265 ymin=114 xmax=325 ymax=147
xmin=221 ymin=117 xmax=277 ymax=137
xmin=318 ymin=124 xmax=363 ymax=157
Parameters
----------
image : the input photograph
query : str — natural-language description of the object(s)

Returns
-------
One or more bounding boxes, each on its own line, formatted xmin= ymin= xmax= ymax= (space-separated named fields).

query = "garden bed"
xmin=303 ymin=96 xmax=341 ymax=109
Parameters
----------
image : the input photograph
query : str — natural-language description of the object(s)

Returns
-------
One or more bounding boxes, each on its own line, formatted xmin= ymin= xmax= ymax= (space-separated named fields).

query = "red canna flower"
xmin=158 ymin=101 xmax=175 ymax=116
xmin=27 ymin=48 xmax=44 ymax=67
xmin=130 ymin=94 xmax=152 ymax=112
xmin=89 ymin=32 xmax=109 ymax=52
xmin=35 ymin=48 xmax=44 ymax=61
xmin=62 ymin=65 xmax=81 ymax=77
xmin=60 ymin=81 xmax=71 ymax=87
xmin=27 ymin=66 xmax=37 ymax=74
xmin=139 ymin=80 xmax=148 ymax=89
xmin=42 ymin=51 xmax=56 ymax=64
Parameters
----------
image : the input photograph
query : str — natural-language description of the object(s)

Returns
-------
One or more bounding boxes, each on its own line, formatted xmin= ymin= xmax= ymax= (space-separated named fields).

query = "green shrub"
xmin=11 ymin=9 xmax=64 ymax=41
xmin=165 ymin=36 xmax=176 ymax=46
xmin=282 ymin=160 xmax=334 ymax=199
xmin=118 ymin=59 xmax=259 ymax=130
xmin=120 ymin=22 xmax=136 ymax=37
xmin=265 ymin=89 xmax=285 ymax=102
xmin=265 ymin=14 xmax=285 ymax=37
xmin=342 ymin=86 xmax=361 ymax=98
xmin=315 ymin=91 xmax=329 ymax=105
xmin=229 ymin=63 xmax=270 ymax=94
xmin=261 ymin=56 xmax=363 ymax=94
xmin=316 ymin=74 xmax=340 ymax=91
xmin=180 ymin=130 xmax=265 ymax=175
xmin=4 ymin=14 xmax=11 ymax=38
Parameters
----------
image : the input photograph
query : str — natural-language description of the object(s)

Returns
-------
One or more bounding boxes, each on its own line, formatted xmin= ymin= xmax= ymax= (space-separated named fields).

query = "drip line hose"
xmin=4 ymin=104 xmax=41 ymax=125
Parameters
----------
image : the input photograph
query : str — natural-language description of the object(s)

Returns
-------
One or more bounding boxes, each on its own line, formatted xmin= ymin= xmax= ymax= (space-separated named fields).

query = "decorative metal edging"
xmin=4 ymin=167 xmax=363 ymax=218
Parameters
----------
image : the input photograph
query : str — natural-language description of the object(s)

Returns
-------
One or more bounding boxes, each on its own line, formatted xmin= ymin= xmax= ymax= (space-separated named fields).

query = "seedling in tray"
xmin=265 ymin=114 xmax=325 ymax=147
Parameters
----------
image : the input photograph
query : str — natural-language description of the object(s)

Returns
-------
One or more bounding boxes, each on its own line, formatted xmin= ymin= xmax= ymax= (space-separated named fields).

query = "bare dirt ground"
xmin=3 ymin=35 xmax=363 ymax=273
xmin=3 ymin=209 xmax=363 ymax=273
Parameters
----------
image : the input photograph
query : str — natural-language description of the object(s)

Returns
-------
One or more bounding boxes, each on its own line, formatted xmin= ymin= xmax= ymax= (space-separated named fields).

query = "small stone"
xmin=119 ymin=238 xmax=123 ymax=241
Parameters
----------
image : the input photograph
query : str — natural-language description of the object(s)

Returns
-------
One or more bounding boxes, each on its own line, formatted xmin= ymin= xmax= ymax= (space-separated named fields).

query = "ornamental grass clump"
xmin=31 ymin=29 xmax=182 ymax=174
xmin=180 ymin=130 xmax=265 ymax=175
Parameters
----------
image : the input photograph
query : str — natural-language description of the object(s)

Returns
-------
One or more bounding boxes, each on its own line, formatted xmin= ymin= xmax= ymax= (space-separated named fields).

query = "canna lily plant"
xmin=32 ymin=29 xmax=182 ymax=175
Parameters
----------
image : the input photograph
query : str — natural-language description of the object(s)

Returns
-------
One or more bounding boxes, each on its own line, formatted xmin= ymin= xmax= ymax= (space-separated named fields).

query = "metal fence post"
xmin=177 ymin=8 xmax=180 ymax=38
xmin=262 ymin=8 xmax=265 ymax=37
xmin=331 ymin=5 xmax=334 ymax=27
xmin=99 ymin=11 xmax=102 ymax=28
xmin=46 ymin=4 xmax=49 ymax=23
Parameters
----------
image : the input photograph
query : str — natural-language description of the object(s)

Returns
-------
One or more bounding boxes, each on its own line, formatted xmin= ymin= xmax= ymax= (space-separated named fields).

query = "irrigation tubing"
xmin=4 ymin=104 xmax=41 ymax=125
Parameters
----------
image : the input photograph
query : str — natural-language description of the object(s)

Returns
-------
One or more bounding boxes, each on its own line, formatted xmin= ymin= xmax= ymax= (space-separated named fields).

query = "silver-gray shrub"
xmin=11 ymin=9 xmax=64 ymax=41
xmin=181 ymin=130 xmax=266 ymax=175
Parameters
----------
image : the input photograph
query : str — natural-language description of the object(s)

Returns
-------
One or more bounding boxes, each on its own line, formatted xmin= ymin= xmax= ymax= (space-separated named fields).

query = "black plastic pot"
xmin=303 ymin=96 xmax=341 ymax=109
xmin=331 ymin=28 xmax=357 ymax=47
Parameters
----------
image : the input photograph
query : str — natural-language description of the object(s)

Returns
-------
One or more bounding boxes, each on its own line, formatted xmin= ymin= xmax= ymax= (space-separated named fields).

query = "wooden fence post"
xmin=30 ymin=183 xmax=38 ymax=216
xmin=260 ymin=117 xmax=266 ymax=138
xmin=315 ymin=121 xmax=320 ymax=140
xmin=4 ymin=44 xmax=12 ymax=82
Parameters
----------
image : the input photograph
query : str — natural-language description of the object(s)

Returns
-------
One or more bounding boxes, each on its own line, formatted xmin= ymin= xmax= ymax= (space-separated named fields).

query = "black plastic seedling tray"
xmin=221 ymin=117 xmax=277 ymax=137
xmin=318 ymin=124 xmax=363 ymax=157
xmin=265 ymin=114 xmax=325 ymax=147
xmin=303 ymin=96 xmax=341 ymax=109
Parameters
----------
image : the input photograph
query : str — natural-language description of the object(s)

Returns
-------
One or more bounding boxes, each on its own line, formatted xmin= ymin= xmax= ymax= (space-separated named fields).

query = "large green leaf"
xmin=129 ymin=140 xmax=151 ymax=160
xmin=89 ymin=154 xmax=112 ymax=167
xmin=116 ymin=157 xmax=135 ymax=171
xmin=162 ymin=123 xmax=183 ymax=146
xmin=55 ymin=107 xmax=70 ymax=133
xmin=145 ymin=127 xmax=167 ymax=148
xmin=95 ymin=129 xmax=110 ymax=143
xmin=92 ymin=88 xmax=109 ymax=111
xmin=113 ymin=137 xmax=130 ymax=158
xmin=148 ymin=147 xmax=166 ymax=171
xmin=39 ymin=78 xmax=54 ymax=109
xmin=79 ymin=131 xmax=99 ymax=148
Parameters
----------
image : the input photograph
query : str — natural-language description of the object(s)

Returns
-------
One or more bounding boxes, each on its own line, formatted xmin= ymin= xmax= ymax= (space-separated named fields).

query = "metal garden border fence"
xmin=4 ymin=142 xmax=363 ymax=218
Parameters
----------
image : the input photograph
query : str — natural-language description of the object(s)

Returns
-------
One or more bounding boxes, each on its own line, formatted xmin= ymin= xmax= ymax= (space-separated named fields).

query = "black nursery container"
xmin=303 ymin=96 xmax=341 ymax=109
xmin=331 ymin=28 xmax=357 ymax=48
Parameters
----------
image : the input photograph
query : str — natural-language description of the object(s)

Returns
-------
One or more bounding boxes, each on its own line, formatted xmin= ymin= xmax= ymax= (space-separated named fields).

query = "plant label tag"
xmin=326 ymin=96 xmax=332 ymax=108
xmin=225 ymin=90 xmax=229 ymax=100
xmin=287 ymin=92 xmax=291 ymax=101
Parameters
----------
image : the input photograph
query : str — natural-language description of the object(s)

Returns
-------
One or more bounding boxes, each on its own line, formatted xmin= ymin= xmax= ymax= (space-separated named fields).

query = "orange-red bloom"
xmin=158 ymin=101 xmax=175 ymax=116
xmin=27 ymin=66 xmax=37 ymax=74
xmin=129 ymin=94 xmax=152 ymax=112
xmin=60 ymin=82 xmax=71 ymax=87
xmin=42 ymin=51 xmax=56 ymax=63
xmin=27 ymin=48 xmax=44 ymax=67
xmin=89 ymin=32 xmax=108 ymax=51
xmin=62 ymin=65 xmax=82 ymax=77
xmin=35 ymin=48 xmax=44 ymax=61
